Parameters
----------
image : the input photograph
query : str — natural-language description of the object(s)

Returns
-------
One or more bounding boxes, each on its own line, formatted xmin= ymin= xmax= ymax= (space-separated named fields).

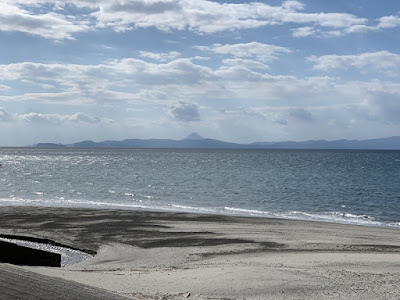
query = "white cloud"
xmin=139 ymin=51 xmax=181 ymax=62
xmin=289 ymin=108 xmax=313 ymax=122
xmin=0 ymin=58 xmax=216 ymax=105
xmin=2 ymin=55 xmax=400 ymax=143
xmin=168 ymin=101 xmax=200 ymax=122
xmin=0 ymin=107 xmax=12 ymax=122
xmin=19 ymin=112 xmax=52 ymax=124
xmin=0 ymin=84 xmax=10 ymax=91
xmin=2 ymin=62 xmax=145 ymax=106
xmin=345 ymin=14 xmax=400 ymax=34
xmin=221 ymin=58 xmax=269 ymax=70
xmin=283 ymin=12 xmax=366 ymax=28
xmin=309 ymin=51 xmax=400 ymax=74
xmin=197 ymin=42 xmax=290 ymax=62
xmin=65 ymin=112 xmax=100 ymax=124
xmin=2 ymin=56 xmax=399 ymax=113
xmin=0 ymin=2 xmax=90 ymax=40
xmin=345 ymin=24 xmax=373 ymax=34
xmin=205 ymin=87 xmax=400 ymax=142
xmin=282 ymin=0 xmax=305 ymax=11
xmin=290 ymin=13 xmax=400 ymax=38
xmin=377 ymin=15 xmax=400 ymax=29
xmin=366 ymin=90 xmax=400 ymax=124
xmin=17 ymin=112 xmax=101 ymax=125
xmin=93 ymin=0 xmax=279 ymax=33
xmin=292 ymin=26 xmax=315 ymax=37
xmin=2 ymin=0 xmax=383 ymax=39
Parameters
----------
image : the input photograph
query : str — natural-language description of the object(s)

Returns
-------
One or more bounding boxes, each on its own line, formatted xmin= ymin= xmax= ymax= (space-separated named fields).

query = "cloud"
xmin=0 ymin=84 xmax=10 ymax=91
xmin=377 ymin=15 xmax=400 ymax=29
xmin=106 ymin=0 xmax=181 ymax=15
xmin=93 ymin=0 xmax=277 ymax=33
xmin=366 ymin=90 xmax=400 ymax=124
xmin=221 ymin=59 xmax=269 ymax=70
xmin=17 ymin=112 xmax=101 ymax=125
xmin=168 ymin=101 xmax=200 ymax=122
xmin=0 ymin=2 xmax=89 ymax=40
xmin=0 ymin=107 xmax=13 ymax=122
xmin=139 ymin=51 xmax=181 ymax=62
xmin=291 ymin=12 xmax=366 ymax=28
xmin=290 ymin=13 xmax=400 ymax=38
xmin=66 ymin=112 xmax=100 ymax=124
xmin=19 ymin=112 xmax=53 ymax=124
xmin=341 ymin=14 xmax=400 ymax=38
xmin=0 ymin=58 xmax=221 ymax=107
xmin=2 ymin=0 xmax=384 ymax=39
xmin=94 ymin=0 xmax=369 ymax=35
xmin=2 ymin=55 xmax=400 ymax=142
xmin=2 ymin=62 xmax=400 ymax=144
xmin=309 ymin=51 xmax=400 ymax=74
xmin=292 ymin=26 xmax=316 ymax=37
xmin=289 ymin=108 xmax=313 ymax=122
xmin=2 ymin=57 xmax=399 ymax=112
xmin=346 ymin=14 xmax=400 ymax=33
xmin=197 ymin=42 xmax=290 ymax=62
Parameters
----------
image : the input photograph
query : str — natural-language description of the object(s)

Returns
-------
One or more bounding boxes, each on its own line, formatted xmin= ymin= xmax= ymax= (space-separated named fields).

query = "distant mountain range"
xmin=34 ymin=133 xmax=400 ymax=150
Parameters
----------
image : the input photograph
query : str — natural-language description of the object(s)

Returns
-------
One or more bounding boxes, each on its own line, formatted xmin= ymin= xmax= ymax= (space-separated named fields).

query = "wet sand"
xmin=1 ymin=206 xmax=400 ymax=299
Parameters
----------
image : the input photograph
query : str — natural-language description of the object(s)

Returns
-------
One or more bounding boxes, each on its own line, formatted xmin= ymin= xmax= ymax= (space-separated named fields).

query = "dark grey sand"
xmin=1 ymin=206 xmax=400 ymax=299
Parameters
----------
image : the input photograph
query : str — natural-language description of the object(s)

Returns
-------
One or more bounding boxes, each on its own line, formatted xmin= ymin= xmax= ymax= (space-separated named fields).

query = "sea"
xmin=1 ymin=147 xmax=400 ymax=228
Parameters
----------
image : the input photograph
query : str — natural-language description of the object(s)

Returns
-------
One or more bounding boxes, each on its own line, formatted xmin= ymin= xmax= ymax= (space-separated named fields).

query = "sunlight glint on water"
xmin=1 ymin=148 xmax=400 ymax=227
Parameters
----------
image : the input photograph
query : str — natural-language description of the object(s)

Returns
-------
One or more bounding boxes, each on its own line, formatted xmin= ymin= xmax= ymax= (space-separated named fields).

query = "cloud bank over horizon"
xmin=1 ymin=0 xmax=400 ymax=146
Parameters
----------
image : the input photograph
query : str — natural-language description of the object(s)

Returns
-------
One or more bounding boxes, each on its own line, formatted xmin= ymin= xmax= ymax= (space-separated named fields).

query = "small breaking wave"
xmin=275 ymin=210 xmax=384 ymax=227
xmin=224 ymin=207 xmax=274 ymax=217
xmin=168 ymin=204 xmax=217 ymax=214
xmin=0 ymin=196 xmax=399 ymax=228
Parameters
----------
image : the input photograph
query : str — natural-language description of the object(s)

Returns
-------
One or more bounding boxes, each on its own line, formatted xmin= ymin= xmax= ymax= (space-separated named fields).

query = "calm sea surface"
xmin=1 ymin=148 xmax=400 ymax=227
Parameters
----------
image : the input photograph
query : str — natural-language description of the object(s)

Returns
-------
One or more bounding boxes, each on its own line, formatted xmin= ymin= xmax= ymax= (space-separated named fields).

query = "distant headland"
xmin=33 ymin=133 xmax=400 ymax=150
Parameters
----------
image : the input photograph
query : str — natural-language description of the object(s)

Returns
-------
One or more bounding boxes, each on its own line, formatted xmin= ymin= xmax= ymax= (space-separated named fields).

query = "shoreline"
xmin=1 ymin=205 xmax=400 ymax=299
xmin=2 ymin=201 xmax=398 ymax=230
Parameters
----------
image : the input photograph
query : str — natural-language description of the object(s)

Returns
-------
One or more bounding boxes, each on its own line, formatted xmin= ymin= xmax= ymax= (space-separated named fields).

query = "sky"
xmin=0 ymin=0 xmax=400 ymax=146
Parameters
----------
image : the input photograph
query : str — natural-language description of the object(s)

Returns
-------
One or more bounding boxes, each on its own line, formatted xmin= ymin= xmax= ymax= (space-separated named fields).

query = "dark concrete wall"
xmin=0 ymin=240 xmax=61 ymax=267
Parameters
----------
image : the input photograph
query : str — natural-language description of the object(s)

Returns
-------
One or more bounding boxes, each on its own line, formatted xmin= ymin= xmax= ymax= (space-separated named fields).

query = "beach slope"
xmin=1 ymin=206 xmax=400 ymax=299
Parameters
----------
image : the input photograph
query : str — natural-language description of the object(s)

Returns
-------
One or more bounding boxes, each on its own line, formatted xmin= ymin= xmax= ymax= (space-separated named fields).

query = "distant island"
xmin=34 ymin=133 xmax=400 ymax=150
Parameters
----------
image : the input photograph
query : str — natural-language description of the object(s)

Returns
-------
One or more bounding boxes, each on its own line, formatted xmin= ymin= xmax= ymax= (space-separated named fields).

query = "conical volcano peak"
xmin=184 ymin=132 xmax=205 ymax=140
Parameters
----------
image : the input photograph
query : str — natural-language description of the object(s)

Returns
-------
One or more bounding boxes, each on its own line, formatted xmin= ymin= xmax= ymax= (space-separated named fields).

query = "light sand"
xmin=1 ymin=206 xmax=400 ymax=299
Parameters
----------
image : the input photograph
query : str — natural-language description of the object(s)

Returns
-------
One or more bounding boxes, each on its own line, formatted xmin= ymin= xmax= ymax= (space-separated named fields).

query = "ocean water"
xmin=1 ymin=148 xmax=400 ymax=227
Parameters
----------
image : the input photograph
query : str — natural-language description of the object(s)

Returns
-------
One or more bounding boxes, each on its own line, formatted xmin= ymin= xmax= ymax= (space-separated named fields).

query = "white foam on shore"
xmin=224 ymin=207 xmax=273 ymax=216
xmin=275 ymin=210 xmax=383 ymax=227
xmin=0 ymin=197 xmax=399 ymax=229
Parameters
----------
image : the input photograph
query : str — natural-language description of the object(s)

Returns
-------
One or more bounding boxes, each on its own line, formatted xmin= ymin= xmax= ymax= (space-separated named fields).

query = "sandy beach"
xmin=1 ymin=206 xmax=400 ymax=299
